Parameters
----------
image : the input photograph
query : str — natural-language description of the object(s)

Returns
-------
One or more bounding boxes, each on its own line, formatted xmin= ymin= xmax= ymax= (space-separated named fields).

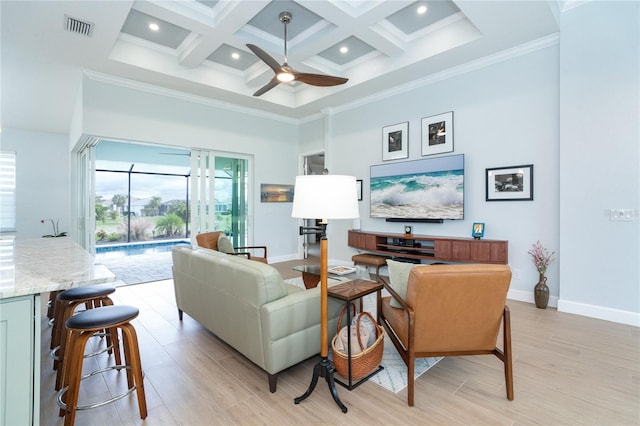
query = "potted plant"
xmin=41 ymin=219 xmax=67 ymax=237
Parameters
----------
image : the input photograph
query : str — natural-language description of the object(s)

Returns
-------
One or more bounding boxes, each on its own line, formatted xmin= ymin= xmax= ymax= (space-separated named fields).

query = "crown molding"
xmin=82 ymin=70 xmax=301 ymax=126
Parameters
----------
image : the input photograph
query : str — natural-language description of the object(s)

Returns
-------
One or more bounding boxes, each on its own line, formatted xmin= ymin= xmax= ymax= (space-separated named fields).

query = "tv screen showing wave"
xmin=370 ymin=154 xmax=464 ymax=221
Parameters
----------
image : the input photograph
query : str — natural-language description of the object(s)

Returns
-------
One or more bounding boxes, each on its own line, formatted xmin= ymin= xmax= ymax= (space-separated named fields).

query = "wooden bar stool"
xmin=51 ymin=284 xmax=117 ymax=391
xmin=57 ymin=305 xmax=147 ymax=426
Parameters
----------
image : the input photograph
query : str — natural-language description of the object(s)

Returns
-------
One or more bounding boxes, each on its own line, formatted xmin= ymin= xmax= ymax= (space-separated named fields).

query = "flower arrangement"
xmin=41 ymin=219 xmax=67 ymax=238
xmin=528 ymin=240 xmax=555 ymax=275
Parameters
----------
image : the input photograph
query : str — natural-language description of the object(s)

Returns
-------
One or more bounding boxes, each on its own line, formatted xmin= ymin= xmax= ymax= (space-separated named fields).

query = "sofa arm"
xmin=260 ymin=287 xmax=342 ymax=342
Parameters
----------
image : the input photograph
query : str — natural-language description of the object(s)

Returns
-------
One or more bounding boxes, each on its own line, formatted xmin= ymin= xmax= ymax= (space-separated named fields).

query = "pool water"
xmin=95 ymin=240 xmax=190 ymax=259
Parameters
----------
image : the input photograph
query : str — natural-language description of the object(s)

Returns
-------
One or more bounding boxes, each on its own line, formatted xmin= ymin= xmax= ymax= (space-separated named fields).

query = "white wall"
xmin=326 ymin=45 xmax=560 ymax=305
xmin=558 ymin=1 xmax=639 ymax=324
xmin=1 ymin=128 xmax=70 ymax=239
xmin=77 ymin=78 xmax=302 ymax=261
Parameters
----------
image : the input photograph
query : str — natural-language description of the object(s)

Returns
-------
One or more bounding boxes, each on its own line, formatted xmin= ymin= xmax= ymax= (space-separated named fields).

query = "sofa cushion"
xmin=217 ymin=233 xmax=235 ymax=254
xmin=386 ymin=259 xmax=417 ymax=308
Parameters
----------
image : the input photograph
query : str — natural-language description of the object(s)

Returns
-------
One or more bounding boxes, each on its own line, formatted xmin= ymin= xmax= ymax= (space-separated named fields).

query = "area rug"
xmin=366 ymin=337 xmax=442 ymax=393
xmin=283 ymin=277 xmax=442 ymax=393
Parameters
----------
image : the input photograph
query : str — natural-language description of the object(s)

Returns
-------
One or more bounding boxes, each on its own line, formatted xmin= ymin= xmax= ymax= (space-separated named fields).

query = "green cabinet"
xmin=0 ymin=295 xmax=40 ymax=426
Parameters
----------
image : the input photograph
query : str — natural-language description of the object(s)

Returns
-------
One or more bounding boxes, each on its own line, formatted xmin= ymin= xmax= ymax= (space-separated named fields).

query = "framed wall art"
xmin=421 ymin=111 xmax=453 ymax=156
xmin=260 ymin=183 xmax=294 ymax=202
xmin=356 ymin=179 xmax=363 ymax=201
xmin=382 ymin=122 xmax=409 ymax=161
xmin=485 ymin=164 xmax=534 ymax=201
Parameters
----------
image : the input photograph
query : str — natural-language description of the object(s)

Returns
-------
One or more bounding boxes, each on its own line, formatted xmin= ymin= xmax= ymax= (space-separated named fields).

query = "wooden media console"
xmin=348 ymin=230 xmax=508 ymax=265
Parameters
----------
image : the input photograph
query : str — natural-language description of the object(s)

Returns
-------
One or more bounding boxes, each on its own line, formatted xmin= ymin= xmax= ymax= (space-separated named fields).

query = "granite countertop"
xmin=0 ymin=236 xmax=115 ymax=299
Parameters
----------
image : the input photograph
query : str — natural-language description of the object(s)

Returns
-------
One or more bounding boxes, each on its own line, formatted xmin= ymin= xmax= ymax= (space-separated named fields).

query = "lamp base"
xmin=293 ymin=356 xmax=347 ymax=413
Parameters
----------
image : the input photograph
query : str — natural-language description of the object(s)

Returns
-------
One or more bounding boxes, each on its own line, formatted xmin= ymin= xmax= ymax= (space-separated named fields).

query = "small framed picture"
xmin=421 ymin=111 xmax=453 ymax=156
xmin=382 ymin=122 xmax=409 ymax=161
xmin=472 ymin=222 xmax=485 ymax=239
xmin=260 ymin=184 xmax=295 ymax=202
xmin=356 ymin=179 xmax=363 ymax=201
xmin=486 ymin=164 xmax=534 ymax=201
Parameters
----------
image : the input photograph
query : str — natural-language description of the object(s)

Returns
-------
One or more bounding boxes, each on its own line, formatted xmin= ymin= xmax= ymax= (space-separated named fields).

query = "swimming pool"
xmin=95 ymin=240 xmax=190 ymax=259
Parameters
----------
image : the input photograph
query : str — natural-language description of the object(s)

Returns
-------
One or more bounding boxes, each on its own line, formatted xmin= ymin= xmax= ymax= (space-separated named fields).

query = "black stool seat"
xmin=66 ymin=305 xmax=139 ymax=330
xmin=58 ymin=304 xmax=147 ymax=425
xmin=58 ymin=284 xmax=116 ymax=301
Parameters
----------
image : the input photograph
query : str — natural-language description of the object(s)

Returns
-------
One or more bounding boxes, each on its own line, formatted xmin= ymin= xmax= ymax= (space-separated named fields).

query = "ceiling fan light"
xmin=277 ymin=72 xmax=294 ymax=82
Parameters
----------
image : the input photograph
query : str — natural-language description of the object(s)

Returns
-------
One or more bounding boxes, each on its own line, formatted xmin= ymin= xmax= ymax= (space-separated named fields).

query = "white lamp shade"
xmin=291 ymin=175 xmax=360 ymax=220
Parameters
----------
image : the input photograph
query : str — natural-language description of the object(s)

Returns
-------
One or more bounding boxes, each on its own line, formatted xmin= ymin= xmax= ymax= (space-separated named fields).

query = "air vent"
xmin=64 ymin=14 xmax=94 ymax=37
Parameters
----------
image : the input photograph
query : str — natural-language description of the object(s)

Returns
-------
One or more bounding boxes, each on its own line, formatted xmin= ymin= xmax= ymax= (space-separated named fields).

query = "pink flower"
xmin=528 ymin=241 xmax=555 ymax=275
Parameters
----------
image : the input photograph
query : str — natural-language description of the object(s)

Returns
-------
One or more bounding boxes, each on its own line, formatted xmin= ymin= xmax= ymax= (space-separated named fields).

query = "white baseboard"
xmin=507 ymin=288 xmax=558 ymax=308
xmin=269 ymin=253 xmax=298 ymax=264
xmin=507 ymin=289 xmax=639 ymax=327
xmin=557 ymin=299 xmax=640 ymax=327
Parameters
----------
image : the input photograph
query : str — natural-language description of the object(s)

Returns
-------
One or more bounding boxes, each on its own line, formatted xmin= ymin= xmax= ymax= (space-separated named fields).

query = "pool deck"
xmin=96 ymin=250 xmax=173 ymax=286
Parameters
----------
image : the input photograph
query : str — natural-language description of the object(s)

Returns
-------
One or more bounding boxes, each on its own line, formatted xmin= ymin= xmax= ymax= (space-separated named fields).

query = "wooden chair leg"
xmin=407 ymin=352 xmax=415 ymax=407
xmin=503 ymin=306 xmax=514 ymax=400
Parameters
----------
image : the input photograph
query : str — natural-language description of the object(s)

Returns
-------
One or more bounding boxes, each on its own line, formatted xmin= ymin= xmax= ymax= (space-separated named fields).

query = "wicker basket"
xmin=331 ymin=305 xmax=384 ymax=380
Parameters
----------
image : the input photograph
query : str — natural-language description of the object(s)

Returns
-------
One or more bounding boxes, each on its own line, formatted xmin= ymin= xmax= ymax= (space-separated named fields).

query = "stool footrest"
xmin=57 ymin=365 xmax=136 ymax=411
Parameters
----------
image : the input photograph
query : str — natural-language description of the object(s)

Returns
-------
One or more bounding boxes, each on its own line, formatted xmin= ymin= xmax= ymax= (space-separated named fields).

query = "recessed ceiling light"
xmin=417 ymin=5 xmax=428 ymax=15
xmin=231 ymin=52 xmax=240 ymax=60
xmin=148 ymin=22 xmax=159 ymax=31
xmin=340 ymin=46 xmax=348 ymax=54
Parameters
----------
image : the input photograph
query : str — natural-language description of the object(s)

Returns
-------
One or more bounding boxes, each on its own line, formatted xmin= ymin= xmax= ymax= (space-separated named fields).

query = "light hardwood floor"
xmin=40 ymin=258 xmax=640 ymax=425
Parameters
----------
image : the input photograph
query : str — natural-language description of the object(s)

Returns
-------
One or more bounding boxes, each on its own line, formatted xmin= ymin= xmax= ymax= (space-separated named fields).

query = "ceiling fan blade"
xmin=293 ymin=72 xmax=349 ymax=87
xmin=253 ymin=77 xmax=280 ymax=97
xmin=246 ymin=44 xmax=281 ymax=73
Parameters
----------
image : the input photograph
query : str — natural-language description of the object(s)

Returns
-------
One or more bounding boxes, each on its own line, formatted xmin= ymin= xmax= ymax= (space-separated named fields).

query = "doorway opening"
xmin=81 ymin=139 xmax=252 ymax=285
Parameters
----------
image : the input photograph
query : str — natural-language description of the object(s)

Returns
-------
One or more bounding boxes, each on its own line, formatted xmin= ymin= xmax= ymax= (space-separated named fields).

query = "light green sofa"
xmin=171 ymin=246 xmax=343 ymax=392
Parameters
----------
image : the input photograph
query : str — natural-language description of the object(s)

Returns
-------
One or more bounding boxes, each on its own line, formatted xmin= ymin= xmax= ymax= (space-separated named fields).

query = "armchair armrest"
xmin=230 ymin=251 xmax=251 ymax=259
xmin=379 ymin=276 xmax=415 ymax=352
xmin=234 ymin=245 xmax=267 ymax=260
xmin=233 ymin=246 xmax=267 ymax=263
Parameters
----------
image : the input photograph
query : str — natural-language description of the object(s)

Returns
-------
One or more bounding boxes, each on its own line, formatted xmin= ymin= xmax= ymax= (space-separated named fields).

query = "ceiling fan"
xmin=246 ymin=11 xmax=348 ymax=97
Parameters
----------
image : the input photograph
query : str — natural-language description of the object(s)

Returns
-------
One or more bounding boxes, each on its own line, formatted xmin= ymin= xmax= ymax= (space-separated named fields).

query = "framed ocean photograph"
xmin=260 ymin=183 xmax=294 ymax=202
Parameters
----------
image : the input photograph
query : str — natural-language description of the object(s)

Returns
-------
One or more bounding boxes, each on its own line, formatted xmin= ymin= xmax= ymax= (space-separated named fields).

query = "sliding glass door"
xmin=190 ymin=150 xmax=250 ymax=247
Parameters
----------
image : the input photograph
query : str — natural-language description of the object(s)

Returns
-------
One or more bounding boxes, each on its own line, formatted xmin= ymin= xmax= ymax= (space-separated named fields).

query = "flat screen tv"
xmin=370 ymin=154 xmax=464 ymax=222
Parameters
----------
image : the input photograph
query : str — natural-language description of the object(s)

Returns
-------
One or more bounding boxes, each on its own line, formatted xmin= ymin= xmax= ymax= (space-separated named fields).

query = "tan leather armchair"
xmin=379 ymin=263 xmax=514 ymax=406
xmin=195 ymin=232 xmax=268 ymax=263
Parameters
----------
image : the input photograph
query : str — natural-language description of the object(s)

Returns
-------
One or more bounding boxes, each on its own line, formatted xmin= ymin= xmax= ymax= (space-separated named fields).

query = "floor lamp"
xmin=291 ymin=174 xmax=359 ymax=414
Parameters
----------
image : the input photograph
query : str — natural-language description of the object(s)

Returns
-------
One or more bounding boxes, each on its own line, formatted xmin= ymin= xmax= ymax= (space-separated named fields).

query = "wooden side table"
xmin=328 ymin=279 xmax=384 ymax=390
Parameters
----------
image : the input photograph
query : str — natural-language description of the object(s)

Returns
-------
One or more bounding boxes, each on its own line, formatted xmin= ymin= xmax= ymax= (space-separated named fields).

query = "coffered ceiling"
xmin=1 ymin=1 xmax=563 ymax=133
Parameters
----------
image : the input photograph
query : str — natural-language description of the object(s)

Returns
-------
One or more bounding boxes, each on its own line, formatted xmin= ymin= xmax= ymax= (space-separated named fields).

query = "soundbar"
xmin=385 ymin=218 xmax=444 ymax=224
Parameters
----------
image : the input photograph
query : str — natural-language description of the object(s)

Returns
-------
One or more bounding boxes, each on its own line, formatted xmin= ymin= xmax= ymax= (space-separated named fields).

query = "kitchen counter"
xmin=0 ymin=236 xmax=115 ymax=426
xmin=0 ymin=236 xmax=115 ymax=299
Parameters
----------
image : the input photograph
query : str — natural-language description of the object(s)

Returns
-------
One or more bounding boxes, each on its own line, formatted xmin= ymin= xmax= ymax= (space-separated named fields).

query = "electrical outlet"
xmin=512 ymin=269 xmax=521 ymax=280
xmin=610 ymin=209 xmax=634 ymax=221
